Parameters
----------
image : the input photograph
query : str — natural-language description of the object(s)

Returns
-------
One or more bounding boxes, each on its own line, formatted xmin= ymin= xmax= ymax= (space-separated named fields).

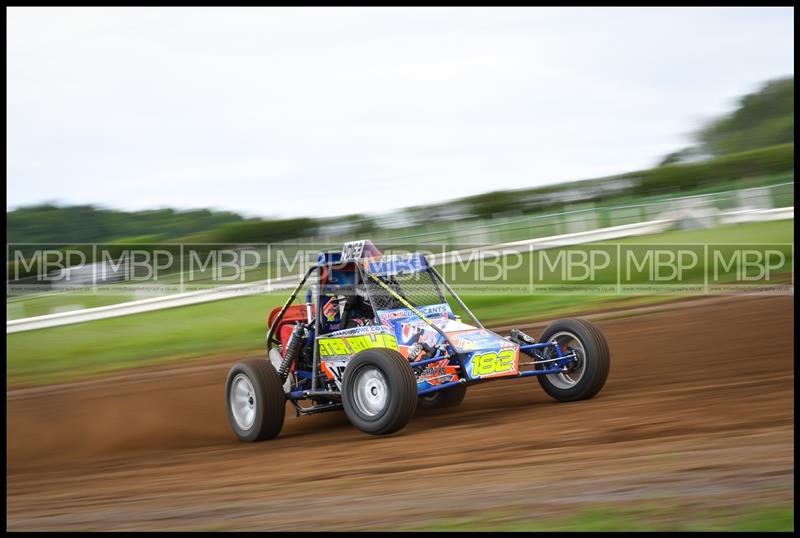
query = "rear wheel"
xmin=536 ymin=319 xmax=610 ymax=402
xmin=418 ymin=384 xmax=467 ymax=409
xmin=225 ymin=358 xmax=286 ymax=442
xmin=342 ymin=348 xmax=418 ymax=435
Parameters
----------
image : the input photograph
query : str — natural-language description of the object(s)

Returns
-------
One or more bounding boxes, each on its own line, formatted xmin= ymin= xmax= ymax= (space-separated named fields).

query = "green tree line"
xmin=661 ymin=76 xmax=793 ymax=164
xmin=7 ymin=205 xmax=246 ymax=244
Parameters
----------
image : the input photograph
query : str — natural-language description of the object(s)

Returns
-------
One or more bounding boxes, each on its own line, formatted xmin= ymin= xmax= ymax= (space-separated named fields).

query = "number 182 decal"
xmin=469 ymin=349 xmax=518 ymax=379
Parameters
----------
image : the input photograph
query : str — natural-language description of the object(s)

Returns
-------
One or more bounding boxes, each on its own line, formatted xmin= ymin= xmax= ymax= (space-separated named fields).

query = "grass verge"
xmin=406 ymin=502 xmax=794 ymax=532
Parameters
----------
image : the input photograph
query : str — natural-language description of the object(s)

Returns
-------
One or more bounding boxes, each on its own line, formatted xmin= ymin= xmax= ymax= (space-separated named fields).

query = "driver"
xmin=342 ymin=294 xmax=375 ymax=328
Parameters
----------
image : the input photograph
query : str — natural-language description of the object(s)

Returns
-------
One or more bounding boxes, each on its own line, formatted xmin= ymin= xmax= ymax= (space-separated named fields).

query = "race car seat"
xmin=267 ymin=304 xmax=309 ymax=353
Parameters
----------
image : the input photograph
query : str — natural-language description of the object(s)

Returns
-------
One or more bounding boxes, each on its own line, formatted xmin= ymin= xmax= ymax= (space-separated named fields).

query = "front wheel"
xmin=342 ymin=348 xmax=418 ymax=435
xmin=536 ymin=319 xmax=610 ymax=402
xmin=225 ymin=358 xmax=286 ymax=442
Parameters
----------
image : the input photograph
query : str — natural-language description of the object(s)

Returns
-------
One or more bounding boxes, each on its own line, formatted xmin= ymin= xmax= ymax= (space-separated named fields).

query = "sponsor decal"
xmin=327 ymin=325 xmax=388 ymax=337
xmin=416 ymin=358 xmax=459 ymax=387
xmin=400 ymin=322 xmax=423 ymax=345
xmin=364 ymin=253 xmax=427 ymax=276
xmin=376 ymin=303 xmax=453 ymax=326
xmin=318 ymin=333 xmax=398 ymax=357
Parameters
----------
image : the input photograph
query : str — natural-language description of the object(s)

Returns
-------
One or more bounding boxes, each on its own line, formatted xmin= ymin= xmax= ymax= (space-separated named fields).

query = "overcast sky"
xmin=6 ymin=7 xmax=794 ymax=219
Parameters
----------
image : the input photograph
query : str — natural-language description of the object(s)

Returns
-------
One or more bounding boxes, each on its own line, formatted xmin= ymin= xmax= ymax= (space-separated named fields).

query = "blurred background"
xmin=6 ymin=6 xmax=794 ymax=532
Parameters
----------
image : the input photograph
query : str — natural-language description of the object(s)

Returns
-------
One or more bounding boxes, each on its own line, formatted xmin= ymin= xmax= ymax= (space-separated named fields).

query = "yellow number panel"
xmin=467 ymin=348 xmax=519 ymax=379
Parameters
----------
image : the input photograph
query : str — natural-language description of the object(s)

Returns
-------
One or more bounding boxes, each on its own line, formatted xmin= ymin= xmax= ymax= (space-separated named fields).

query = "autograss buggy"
xmin=226 ymin=240 xmax=610 ymax=441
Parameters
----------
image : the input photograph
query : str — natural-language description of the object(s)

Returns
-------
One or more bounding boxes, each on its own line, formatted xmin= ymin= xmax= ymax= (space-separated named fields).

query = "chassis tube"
xmin=286 ymin=389 xmax=342 ymax=401
xmin=516 ymin=365 xmax=564 ymax=377
xmin=417 ymin=379 xmax=466 ymax=396
xmin=288 ymin=400 xmax=343 ymax=416
xmin=408 ymin=353 xmax=451 ymax=369
xmin=265 ymin=264 xmax=318 ymax=348
xmin=428 ymin=265 xmax=483 ymax=328
xmin=310 ymin=266 xmax=322 ymax=392
xmin=519 ymin=342 xmax=562 ymax=351
xmin=518 ymin=343 xmax=577 ymax=368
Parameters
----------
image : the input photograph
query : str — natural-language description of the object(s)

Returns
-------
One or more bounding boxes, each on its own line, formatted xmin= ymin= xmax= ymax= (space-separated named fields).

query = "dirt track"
xmin=6 ymin=295 xmax=794 ymax=530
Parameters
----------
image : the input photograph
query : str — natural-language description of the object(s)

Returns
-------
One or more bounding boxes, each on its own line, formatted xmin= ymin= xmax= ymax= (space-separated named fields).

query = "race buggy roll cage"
xmin=265 ymin=251 xmax=580 ymax=416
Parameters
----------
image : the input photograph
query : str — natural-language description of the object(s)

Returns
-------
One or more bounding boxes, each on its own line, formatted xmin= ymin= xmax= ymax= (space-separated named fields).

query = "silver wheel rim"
xmin=546 ymin=331 xmax=586 ymax=389
xmin=230 ymin=373 xmax=257 ymax=430
xmin=352 ymin=366 xmax=389 ymax=417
